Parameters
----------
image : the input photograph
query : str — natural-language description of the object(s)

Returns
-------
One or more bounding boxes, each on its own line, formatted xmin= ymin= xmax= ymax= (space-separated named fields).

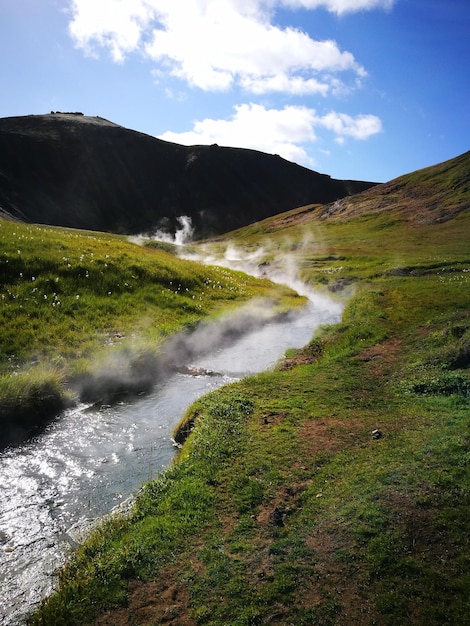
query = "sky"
xmin=1 ymin=0 xmax=469 ymax=183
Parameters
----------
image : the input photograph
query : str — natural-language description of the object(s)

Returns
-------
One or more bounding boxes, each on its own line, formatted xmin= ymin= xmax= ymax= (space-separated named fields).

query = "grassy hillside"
xmin=28 ymin=153 xmax=470 ymax=625
xmin=0 ymin=219 xmax=302 ymax=446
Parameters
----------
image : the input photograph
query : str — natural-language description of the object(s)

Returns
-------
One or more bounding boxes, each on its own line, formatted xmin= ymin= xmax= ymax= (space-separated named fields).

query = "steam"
xmin=128 ymin=216 xmax=195 ymax=247
xmin=152 ymin=215 xmax=194 ymax=245
xmin=95 ymin=223 xmax=345 ymax=407
xmin=163 ymin=298 xmax=286 ymax=363
xmin=180 ymin=238 xmax=345 ymax=313
xmin=76 ymin=298 xmax=289 ymax=406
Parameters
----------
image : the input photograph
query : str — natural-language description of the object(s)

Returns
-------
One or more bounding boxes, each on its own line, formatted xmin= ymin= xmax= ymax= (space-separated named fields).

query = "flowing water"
xmin=0 ymin=297 xmax=341 ymax=625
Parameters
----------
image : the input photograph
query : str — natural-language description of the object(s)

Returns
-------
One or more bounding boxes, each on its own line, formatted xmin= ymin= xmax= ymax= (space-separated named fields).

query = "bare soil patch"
xmin=356 ymin=338 xmax=404 ymax=377
xmin=93 ymin=573 xmax=196 ymax=626
xmin=304 ymin=523 xmax=383 ymax=626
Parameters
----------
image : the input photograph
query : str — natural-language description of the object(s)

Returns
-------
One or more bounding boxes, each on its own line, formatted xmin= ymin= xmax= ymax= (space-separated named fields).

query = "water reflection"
xmin=0 ymin=301 xmax=340 ymax=625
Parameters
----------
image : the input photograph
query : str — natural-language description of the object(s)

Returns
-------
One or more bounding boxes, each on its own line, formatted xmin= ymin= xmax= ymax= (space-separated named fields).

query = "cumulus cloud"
xmin=159 ymin=103 xmax=316 ymax=163
xmin=144 ymin=7 xmax=365 ymax=93
xmin=67 ymin=0 xmax=387 ymax=165
xmin=317 ymin=111 xmax=383 ymax=139
xmin=241 ymin=74 xmax=330 ymax=96
xmin=67 ymin=0 xmax=376 ymax=93
xmin=158 ymin=103 xmax=382 ymax=163
xmin=67 ymin=0 xmax=156 ymax=62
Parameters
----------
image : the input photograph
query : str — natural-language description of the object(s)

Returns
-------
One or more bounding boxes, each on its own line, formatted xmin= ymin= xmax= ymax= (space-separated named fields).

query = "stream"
xmin=0 ymin=295 xmax=341 ymax=625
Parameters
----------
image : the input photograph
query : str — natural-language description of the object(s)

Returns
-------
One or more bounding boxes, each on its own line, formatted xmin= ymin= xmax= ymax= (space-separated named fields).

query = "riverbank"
xmin=31 ymin=273 xmax=470 ymax=626
xmin=0 ymin=219 xmax=303 ymax=448
xmin=1 ymin=291 xmax=334 ymax=626
xmin=29 ymin=203 xmax=470 ymax=625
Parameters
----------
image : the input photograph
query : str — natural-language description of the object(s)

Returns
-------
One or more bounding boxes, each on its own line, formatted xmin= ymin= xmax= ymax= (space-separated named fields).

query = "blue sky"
xmin=1 ymin=0 xmax=468 ymax=182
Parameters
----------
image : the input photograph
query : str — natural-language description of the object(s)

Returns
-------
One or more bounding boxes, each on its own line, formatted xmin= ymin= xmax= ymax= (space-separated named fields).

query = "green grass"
xmin=0 ymin=219 xmax=303 ymax=439
xmin=29 ymin=198 xmax=470 ymax=625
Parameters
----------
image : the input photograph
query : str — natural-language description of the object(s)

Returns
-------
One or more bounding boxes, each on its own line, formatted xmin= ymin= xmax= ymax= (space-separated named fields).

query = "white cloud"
xmin=318 ymin=111 xmax=383 ymax=139
xmin=67 ymin=0 xmax=368 ymax=93
xmin=158 ymin=103 xmax=316 ymax=164
xmin=157 ymin=103 xmax=382 ymax=164
xmin=67 ymin=0 xmax=156 ymax=62
xmin=144 ymin=7 xmax=365 ymax=92
xmin=280 ymin=0 xmax=394 ymax=15
xmin=66 ymin=0 xmax=386 ymax=165
xmin=240 ymin=73 xmax=330 ymax=96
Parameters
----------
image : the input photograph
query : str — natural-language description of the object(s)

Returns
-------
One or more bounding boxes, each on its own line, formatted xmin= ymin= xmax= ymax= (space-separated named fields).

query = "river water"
xmin=0 ymin=296 xmax=341 ymax=625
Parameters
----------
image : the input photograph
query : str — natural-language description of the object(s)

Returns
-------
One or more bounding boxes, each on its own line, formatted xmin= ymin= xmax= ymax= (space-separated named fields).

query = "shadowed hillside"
xmin=0 ymin=113 xmax=375 ymax=238
xmin=235 ymin=149 xmax=470 ymax=236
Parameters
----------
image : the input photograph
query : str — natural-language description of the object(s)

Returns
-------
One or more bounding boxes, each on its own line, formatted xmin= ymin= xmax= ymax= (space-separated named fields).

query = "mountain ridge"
xmin=242 ymin=149 xmax=470 ymax=234
xmin=0 ymin=113 xmax=375 ymax=238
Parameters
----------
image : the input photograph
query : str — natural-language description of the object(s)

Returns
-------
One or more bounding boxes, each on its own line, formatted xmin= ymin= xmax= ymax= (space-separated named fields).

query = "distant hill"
xmin=0 ymin=113 xmax=375 ymax=238
xmin=250 ymin=149 xmax=470 ymax=233
xmin=316 ymin=150 xmax=470 ymax=224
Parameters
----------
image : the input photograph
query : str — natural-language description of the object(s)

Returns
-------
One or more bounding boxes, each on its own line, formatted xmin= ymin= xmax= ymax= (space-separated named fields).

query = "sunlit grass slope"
xmin=0 ymin=219 xmax=302 ymax=442
xmin=31 ymin=155 xmax=470 ymax=625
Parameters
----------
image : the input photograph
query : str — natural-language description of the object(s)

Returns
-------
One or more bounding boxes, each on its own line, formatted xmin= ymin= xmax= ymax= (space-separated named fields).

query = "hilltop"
xmin=0 ymin=113 xmax=375 ymax=238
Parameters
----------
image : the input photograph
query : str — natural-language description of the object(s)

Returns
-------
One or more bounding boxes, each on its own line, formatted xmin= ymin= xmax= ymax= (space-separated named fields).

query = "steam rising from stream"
xmin=0 ymin=217 xmax=347 ymax=625
xmin=114 ymin=215 xmax=344 ymax=412
xmin=181 ymin=239 xmax=345 ymax=312
xmin=138 ymin=212 xmax=344 ymax=306
xmin=134 ymin=215 xmax=343 ymax=313
xmin=79 ymin=225 xmax=343 ymax=408
xmin=152 ymin=215 xmax=195 ymax=245
xmin=76 ymin=298 xmax=295 ymax=406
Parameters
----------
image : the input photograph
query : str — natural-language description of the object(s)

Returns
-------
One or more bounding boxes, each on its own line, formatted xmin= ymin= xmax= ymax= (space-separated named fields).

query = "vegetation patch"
xmin=0 ymin=219 xmax=301 ymax=445
xmin=25 ymin=152 xmax=470 ymax=624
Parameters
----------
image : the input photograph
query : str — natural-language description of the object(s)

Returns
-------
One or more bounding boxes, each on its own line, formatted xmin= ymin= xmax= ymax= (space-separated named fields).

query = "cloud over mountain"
xmin=66 ymin=0 xmax=388 ymax=165
xmin=158 ymin=103 xmax=382 ymax=165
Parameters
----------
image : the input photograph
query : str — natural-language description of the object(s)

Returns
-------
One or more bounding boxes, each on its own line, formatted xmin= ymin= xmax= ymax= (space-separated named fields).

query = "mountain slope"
xmin=316 ymin=149 xmax=470 ymax=224
xmin=225 ymin=149 xmax=469 ymax=237
xmin=0 ymin=113 xmax=375 ymax=238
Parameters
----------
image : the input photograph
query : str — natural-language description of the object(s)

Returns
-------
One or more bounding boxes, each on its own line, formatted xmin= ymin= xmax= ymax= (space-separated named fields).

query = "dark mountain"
xmin=0 ymin=113 xmax=376 ymax=238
